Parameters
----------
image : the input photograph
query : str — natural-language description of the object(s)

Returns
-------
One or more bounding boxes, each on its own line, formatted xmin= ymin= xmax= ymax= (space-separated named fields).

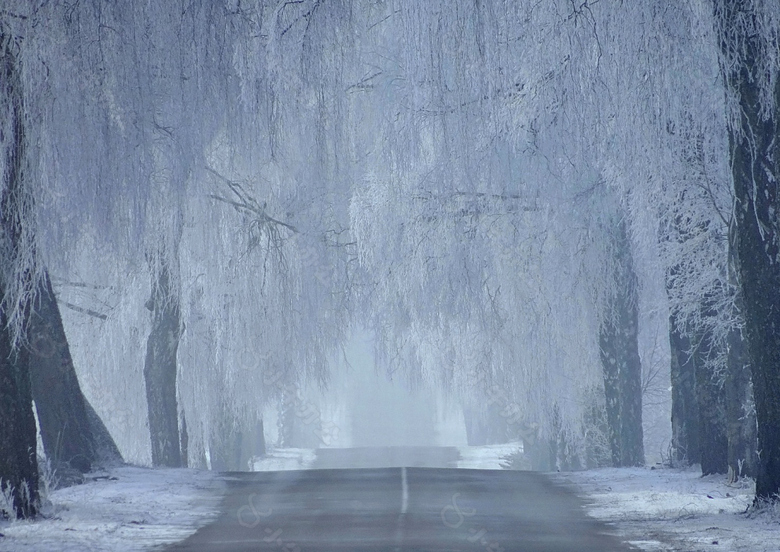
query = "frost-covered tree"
xmin=0 ymin=29 xmax=39 ymax=519
xmin=714 ymin=0 xmax=780 ymax=501
xmin=345 ymin=0 xmax=625 ymax=467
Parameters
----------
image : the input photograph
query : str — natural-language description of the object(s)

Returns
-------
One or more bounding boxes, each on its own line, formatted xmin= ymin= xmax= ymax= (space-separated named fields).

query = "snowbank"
xmin=556 ymin=466 xmax=780 ymax=551
xmin=456 ymin=441 xmax=523 ymax=469
xmin=0 ymin=466 xmax=223 ymax=552
xmin=250 ymin=448 xmax=316 ymax=472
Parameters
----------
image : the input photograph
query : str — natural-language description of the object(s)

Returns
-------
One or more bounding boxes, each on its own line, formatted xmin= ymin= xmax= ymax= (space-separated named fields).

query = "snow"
xmin=4 ymin=449 xmax=778 ymax=552
xmin=556 ymin=466 xmax=780 ymax=552
xmin=250 ymin=448 xmax=316 ymax=472
xmin=456 ymin=441 xmax=523 ymax=470
xmin=0 ymin=466 xmax=223 ymax=552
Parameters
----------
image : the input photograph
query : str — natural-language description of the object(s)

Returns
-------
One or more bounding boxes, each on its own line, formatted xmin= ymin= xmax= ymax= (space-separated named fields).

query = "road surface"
xmin=167 ymin=447 xmax=633 ymax=551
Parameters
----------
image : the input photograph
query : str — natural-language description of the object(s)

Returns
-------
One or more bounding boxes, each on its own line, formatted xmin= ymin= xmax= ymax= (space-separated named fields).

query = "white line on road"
xmin=401 ymin=466 xmax=409 ymax=514
xmin=395 ymin=467 xmax=409 ymax=550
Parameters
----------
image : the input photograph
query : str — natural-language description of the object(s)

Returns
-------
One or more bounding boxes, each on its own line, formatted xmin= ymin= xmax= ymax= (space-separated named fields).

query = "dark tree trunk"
xmin=83 ymin=398 xmax=123 ymax=466
xmin=144 ymin=262 xmax=183 ymax=467
xmin=716 ymin=0 xmax=780 ymax=500
xmin=0 ymin=311 xmax=38 ymax=519
xmin=0 ymin=33 xmax=38 ymax=519
xmin=726 ymin=323 xmax=757 ymax=479
xmin=180 ymin=410 xmax=189 ymax=468
xmin=668 ymin=318 xmax=700 ymax=465
xmin=28 ymin=271 xmax=122 ymax=477
xmin=724 ymin=217 xmax=758 ymax=480
xmin=693 ymin=329 xmax=728 ymax=475
xmin=599 ymin=216 xmax=645 ymax=467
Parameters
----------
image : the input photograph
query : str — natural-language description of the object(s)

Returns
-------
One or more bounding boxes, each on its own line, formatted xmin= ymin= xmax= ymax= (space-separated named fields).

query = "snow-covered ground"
xmin=456 ymin=444 xmax=780 ymax=551
xmin=456 ymin=441 xmax=523 ymax=469
xmin=0 ymin=466 xmax=223 ymax=552
xmin=0 ymin=448 xmax=321 ymax=552
xmin=556 ymin=466 xmax=780 ymax=552
xmin=3 ymin=448 xmax=778 ymax=551
xmin=250 ymin=447 xmax=316 ymax=471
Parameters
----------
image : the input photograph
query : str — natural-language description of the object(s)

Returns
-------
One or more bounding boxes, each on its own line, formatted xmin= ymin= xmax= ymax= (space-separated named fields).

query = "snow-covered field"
xmin=0 ymin=466 xmax=223 ymax=552
xmin=556 ymin=467 xmax=780 ymax=552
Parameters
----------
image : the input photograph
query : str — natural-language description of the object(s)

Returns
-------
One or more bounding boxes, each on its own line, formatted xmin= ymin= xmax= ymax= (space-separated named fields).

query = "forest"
xmin=1 ymin=0 xmax=780 ymax=520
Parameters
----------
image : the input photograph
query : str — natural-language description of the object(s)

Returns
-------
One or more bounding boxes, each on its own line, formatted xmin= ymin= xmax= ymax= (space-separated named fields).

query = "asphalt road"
xmin=167 ymin=447 xmax=633 ymax=552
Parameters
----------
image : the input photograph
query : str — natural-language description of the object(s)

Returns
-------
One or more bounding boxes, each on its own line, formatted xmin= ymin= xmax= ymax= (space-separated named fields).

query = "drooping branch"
xmin=205 ymin=166 xmax=298 ymax=234
xmin=60 ymin=301 xmax=108 ymax=320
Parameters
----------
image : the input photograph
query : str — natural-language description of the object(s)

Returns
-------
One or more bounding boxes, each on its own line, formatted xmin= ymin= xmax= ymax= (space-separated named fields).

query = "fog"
xmin=333 ymin=330 xmax=467 ymax=450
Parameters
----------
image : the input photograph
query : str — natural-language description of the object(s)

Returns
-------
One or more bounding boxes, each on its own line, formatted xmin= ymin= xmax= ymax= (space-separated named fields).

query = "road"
xmin=167 ymin=447 xmax=633 ymax=551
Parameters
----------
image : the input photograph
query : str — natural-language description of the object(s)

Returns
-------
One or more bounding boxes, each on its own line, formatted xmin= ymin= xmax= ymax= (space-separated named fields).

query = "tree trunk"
xmin=724 ymin=216 xmax=758 ymax=480
xmin=144 ymin=262 xmax=183 ymax=467
xmin=693 ymin=329 xmax=728 ymax=475
xmin=180 ymin=410 xmax=189 ymax=468
xmin=255 ymin=418 xmax=267 ymax=459
xmin=28 ymin=271 xmax=122 ymax=477
xmin=278 ymin=392 xmax=296 ymax=448
xmin=0 ymin=310 xmax=38 ymax=519
xmin=716 ymin=0 xmax=780 ymax=500
xmin=599 ymin=216 xmax=645 ymax=467
xmin=726 ymin=323 xmax=757 ymax=479
xmin=0 ymin=33 xmax=39 ymax=519
xmin=0 ymin=33 xmax=38 ymax=518
xmin=668 ymin=318 xmax=700 ymax=466
xmin=83 ymin=398 xmax=123 ymax=466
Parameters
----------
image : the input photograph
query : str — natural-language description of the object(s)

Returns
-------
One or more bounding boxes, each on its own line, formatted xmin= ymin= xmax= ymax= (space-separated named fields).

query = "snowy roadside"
xmin=250 ymin=447 xmax=316 ymax=471
xmin=0 ymin=448 xmax=318 ymax=552
xmin=0 ymin=466 xmax=223 ymax=552
xmin=456 ymin=441 xmax=524 ymax=469
xmin=555 ymin=467 xmax=780 ymax=552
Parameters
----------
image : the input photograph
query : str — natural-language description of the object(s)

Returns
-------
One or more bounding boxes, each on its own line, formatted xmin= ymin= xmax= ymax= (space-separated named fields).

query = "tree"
xmin=725 ymin=222 xmax=757 ymax=479
xmin=0 ymin=31 xmax=39 ymax=519
xmin=599 ymin=211 xmax=645 ymax=467
xmin=715 ymin=0 xmax=780 ymax=500
xmin=28 ymin=271 xmax=122 ymax=478
xmin=143 ymin=258 xmax=183 ymax=467
xmin=668 ymin=315 xmax=701 ymax=466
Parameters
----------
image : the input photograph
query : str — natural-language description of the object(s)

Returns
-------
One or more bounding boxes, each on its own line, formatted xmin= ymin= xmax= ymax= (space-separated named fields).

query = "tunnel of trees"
xmin=2 ymin=0 xmax=780 ymax=518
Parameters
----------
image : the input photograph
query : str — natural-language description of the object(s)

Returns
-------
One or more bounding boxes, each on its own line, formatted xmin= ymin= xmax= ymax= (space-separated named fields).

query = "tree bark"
xmin=716 ymin=0 xmax=780 ymax=500
xmin=0 ymin=314 xmax=38 ymax=519
xmin=0 ymin=33 xmax=38 ymax=518
xmin=144 ymin=262 xmax=183 ymax=467
xmin=724 ymin=216 xmax=758 ymax=480
xmin=668 ymin=317 xmax=700 ymax=465
xmin=28 ymin=271 xmax=122 ymax=477
xmin=726 ymin=323 xmax=757 ymax=479
xmin=599 ymin=215 xmax=644 ymax=467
